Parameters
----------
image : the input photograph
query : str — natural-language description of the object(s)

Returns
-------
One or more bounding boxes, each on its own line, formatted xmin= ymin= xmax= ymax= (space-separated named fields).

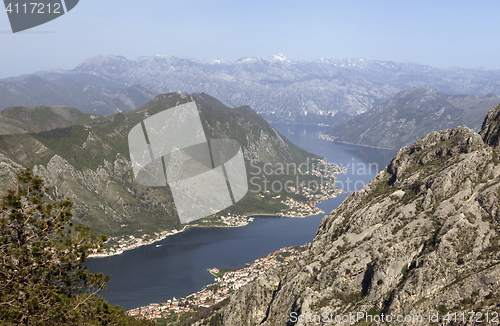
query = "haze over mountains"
xmin=3 ymin=54 xmax=500 ymax=125
xmin=0 ymin=76 xmax=157 ymax=116
xmin=323 ymin=86 xmax=500 ymax=149
xmin=0 ymin=105 xmax=105 ymax=135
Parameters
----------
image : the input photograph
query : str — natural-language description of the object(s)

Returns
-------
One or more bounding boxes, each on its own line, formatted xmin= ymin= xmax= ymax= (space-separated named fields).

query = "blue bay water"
xmin=85 ymin=124 xmax=397 ymax=310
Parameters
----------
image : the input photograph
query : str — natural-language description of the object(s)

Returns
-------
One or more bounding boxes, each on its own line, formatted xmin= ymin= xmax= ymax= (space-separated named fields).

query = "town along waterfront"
xmin=85 ymin=124 xmax=397 ymax=311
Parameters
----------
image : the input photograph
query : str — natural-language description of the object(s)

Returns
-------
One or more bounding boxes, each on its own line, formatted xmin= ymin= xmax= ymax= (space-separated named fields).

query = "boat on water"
xmin=155 ymin=244 xmax=162 ymax=248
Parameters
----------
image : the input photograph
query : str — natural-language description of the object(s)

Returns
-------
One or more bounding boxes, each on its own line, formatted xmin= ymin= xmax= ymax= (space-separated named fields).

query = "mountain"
xmin=195 ymin=104 xmax=500 ymax=325
xmin=0 ymin=105 xmax=106 ymax=135
xmin=0 ymin=75 xmax=158 ymax=116
xmin=4 ymin=54 xmax=500 ymax=124
xmin=322 ymin=86 xmax=500 ymax=149
xmin=0 ymin=92 xmax=320 ymax=237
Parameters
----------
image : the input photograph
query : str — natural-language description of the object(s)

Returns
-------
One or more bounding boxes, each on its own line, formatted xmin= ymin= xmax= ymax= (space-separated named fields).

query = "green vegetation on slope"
xmin=0 ymin=92 xmax=332 ymax=239
xmin=0 ymin=169 xmax=152 ymax=325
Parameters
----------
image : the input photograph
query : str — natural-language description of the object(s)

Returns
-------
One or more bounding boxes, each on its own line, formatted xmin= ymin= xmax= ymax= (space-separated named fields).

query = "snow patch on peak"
xmin=270 ymin=54 xmax=293 ymax=63
xmin=202 ymin=59 xmax=228 ymax=65
xmin=237 ymin=57 xmax=259 ymax=63
xmin=273 ymin=53 xmax=288 ymax=61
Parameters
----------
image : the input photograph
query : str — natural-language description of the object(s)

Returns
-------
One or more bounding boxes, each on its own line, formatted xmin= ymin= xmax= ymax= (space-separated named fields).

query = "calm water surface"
xmin=86 ymin=124 xmax=396 ymax=310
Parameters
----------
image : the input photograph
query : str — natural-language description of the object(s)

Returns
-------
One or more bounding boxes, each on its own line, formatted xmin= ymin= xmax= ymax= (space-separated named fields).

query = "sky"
xmin=1 ymin=0 xmax=500 ymax=78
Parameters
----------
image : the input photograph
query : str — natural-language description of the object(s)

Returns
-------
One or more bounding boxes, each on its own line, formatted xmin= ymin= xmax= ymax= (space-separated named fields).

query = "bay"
xmin=85 ymin=123 xmax=397 ymax=310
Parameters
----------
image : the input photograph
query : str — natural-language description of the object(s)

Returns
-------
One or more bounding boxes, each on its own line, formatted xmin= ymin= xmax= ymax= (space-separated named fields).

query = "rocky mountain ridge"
xmin=197 ymin=104 xmax=500 ymax=325
xmin=0 ymin=92 xmax=316 ymax=237
xmin=4 ymin=54 xmax=500 ymax=124
xmin=323 ymin=86 xmax=500 ymax=149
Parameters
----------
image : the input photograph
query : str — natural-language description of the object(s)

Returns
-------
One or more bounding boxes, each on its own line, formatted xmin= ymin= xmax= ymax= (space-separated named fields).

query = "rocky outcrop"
xmin=207 ymin=106 xmax=500 ymax=325
xmin=480 ymin=103 xmax=500 ymax=147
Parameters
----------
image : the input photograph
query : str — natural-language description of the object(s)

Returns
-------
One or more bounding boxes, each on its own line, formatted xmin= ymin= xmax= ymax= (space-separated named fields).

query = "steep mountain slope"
xmin=4 ymin=54 xmax=500 ymax=124
xmin=203 ymin=104 xmax=500 ymax=325
xmin=323 ymin=86 xmax=500 ymax=149
xmin=0 ymin=75 xmax=157 ymax=115
xmin=0 ymin=105 xmax=105 ymax=135
xmin=0 ymin=92 xmax=319 ymax=237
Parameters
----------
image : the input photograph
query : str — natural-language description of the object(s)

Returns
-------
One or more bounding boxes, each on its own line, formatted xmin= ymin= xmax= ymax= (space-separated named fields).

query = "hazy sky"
xmin=1 ymin=0 xmax=499 ymax=78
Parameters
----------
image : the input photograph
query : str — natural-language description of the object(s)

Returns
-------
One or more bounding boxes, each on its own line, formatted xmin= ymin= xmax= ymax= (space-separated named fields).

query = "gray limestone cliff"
xmin=201 ymin=104 xmax=500 ymax=326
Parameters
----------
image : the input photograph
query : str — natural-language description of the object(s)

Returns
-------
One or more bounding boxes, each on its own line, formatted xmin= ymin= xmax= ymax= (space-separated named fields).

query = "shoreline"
xmin=88 ymin=214 xmax=255 ymax=258
xmin=319 ymin=134 xmax=394 ymax=150
xmin=88 ymin=224 xmax=190 ymax=259
xmin=89 ymin=159 xmax=347 ymax=259
xmin=126 ymin=245 xmax=309 ymax=320
xmin=88 ymin=212 xmax=314 ymax=259
xmin=87 ymin=194 xmax=340 ymax=259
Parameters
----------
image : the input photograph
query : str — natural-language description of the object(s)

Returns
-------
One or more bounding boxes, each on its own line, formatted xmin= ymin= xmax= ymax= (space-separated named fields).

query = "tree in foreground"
xmin=0 ymin=169 xmax=152 ymax=325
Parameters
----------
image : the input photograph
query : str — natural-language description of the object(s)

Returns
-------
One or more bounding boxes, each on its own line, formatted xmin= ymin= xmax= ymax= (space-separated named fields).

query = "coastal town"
xmin=126 ymin=245 xmax=307 ymax=321
xmin=319 ymin=134 xmax=337 ymax=142
xmin=89 ymin=158 xmax=347 ymax=258
xmin=277 ymin=158 xmax=347 ymax=217
xmin=88 ymin=214 xmax=249 ymax=258
xmin=88 ymin=227 xmax=187 ymax=258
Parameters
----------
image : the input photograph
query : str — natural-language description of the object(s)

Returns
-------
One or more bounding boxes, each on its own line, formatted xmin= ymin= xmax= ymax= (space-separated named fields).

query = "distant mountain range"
xmin=322 ymin=86 xmax=500 ymax=149
xmin=0 ymin=76 xmax=157 ymax=116
xmin=3 ymin=54 xmax=500 ymax=124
